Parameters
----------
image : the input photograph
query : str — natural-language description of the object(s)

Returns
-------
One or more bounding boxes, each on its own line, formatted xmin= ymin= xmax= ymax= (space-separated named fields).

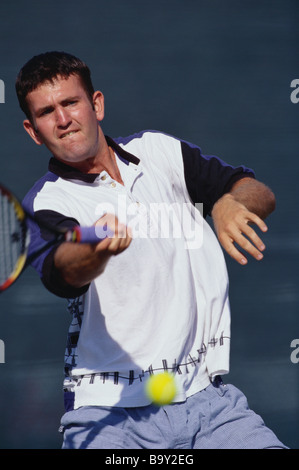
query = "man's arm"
xmin=53 ymin=214 xmax=132 ymax=289
xmin=211 ymin=177 xmax=276 ymax=265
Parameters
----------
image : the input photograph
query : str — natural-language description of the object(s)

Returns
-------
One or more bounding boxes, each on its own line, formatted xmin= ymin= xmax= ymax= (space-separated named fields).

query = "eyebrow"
xmin=35 ymin=95 xmax=81 ymax=116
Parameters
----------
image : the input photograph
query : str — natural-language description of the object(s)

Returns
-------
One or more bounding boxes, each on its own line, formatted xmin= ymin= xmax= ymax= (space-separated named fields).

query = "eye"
xmin=39 ymin=107 xmax=53 ymax=117
xmin=65 ymin=99 xmax=78 ymax=107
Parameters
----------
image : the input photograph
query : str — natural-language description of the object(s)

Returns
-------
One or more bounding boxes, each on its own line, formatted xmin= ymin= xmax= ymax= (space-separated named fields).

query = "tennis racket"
xmin=0 ymin=184 xmax=112 ymax=293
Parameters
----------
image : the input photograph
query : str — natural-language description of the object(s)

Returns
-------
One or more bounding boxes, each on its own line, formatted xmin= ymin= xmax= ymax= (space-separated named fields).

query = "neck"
xmin=101 ymin=145 xmax=124 ymax=185
xmin=58 ymin=140 xmax=124 ymax=185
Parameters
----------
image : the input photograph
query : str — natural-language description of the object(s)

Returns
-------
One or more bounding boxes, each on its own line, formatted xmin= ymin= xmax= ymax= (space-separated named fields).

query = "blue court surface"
xmin=0 ymin=1 xmax=298 ymax=448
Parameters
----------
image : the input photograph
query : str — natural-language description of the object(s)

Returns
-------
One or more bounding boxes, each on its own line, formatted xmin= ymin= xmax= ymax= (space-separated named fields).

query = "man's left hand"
xmin=211 ymin=193 xmax=268 ymax=265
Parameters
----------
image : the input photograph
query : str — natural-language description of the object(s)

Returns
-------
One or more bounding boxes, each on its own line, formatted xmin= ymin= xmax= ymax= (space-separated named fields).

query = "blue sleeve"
xmin=181 ymin=141 xmax=255 ymax=218
xmin=26 ymin=209 xmax=90 ymax=299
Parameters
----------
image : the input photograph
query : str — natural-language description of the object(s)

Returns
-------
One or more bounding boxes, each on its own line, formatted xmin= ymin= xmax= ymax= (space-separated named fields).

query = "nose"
xmin=55 ymin=106 xmax=71 ymax=128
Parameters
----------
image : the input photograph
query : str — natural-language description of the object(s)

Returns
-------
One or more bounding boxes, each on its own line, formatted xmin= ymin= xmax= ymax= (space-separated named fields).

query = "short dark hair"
xmin=15 ymin=51 xmax=95 ymax=120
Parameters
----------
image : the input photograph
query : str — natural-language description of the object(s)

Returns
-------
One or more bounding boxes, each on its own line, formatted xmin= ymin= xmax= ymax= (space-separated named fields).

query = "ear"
xmin=23 ymin=119 xmax=44 ymax=146
xmin=93 ymin=91 xmax=105 ymax=122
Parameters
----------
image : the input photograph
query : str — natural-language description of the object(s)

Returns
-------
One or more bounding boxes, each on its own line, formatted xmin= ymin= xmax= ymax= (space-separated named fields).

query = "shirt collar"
xmin=48 ymin=135 xmax=140 ymax=183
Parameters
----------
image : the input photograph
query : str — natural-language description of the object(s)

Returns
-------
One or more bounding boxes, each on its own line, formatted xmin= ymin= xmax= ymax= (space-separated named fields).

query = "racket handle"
xmin=67 ymin=225 xmax=114 ymax=244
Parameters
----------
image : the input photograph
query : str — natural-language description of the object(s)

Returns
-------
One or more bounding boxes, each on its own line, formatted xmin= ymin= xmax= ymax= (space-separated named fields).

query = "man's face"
xmin=23 ymin=74 xmax=105 ymax=167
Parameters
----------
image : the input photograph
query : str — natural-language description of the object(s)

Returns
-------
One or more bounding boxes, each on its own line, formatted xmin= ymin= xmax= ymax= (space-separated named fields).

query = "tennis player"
xmin=15 ymin=51 xmax=287 ymax=449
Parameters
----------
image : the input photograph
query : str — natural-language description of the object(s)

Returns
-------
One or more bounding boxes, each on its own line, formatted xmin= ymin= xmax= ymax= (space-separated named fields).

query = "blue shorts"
xmin=60 ymin=377 xmax=288 ymax=449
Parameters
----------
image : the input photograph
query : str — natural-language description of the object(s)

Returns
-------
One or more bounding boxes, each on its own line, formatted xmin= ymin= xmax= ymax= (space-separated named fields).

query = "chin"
xmin=61 ymin=152 xmax=96 ymax=169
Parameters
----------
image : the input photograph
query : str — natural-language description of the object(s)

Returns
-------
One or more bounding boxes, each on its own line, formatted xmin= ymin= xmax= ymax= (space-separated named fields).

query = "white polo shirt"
xmin=23 ymin=130 xmax=255 ymax=410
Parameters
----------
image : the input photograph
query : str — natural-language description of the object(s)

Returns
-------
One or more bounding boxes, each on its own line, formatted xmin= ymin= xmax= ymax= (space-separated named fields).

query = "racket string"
xmin=0 ymin=193 xmax=26 ymax=286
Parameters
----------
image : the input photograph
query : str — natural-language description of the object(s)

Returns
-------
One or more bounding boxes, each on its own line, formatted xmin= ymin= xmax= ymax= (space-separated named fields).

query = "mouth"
xmin=60 ymin=130 xmax=79 ymax=139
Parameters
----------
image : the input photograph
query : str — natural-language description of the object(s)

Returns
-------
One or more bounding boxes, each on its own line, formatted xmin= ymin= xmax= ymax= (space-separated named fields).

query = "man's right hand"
xmin=94 ymin=213 xmax=132 ymax=255
xmin=54 ymin=214 xmax=132 ymax=289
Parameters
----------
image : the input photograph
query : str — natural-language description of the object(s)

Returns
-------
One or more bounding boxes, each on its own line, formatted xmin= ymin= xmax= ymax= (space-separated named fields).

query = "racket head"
xmin=0 ymin=185 xmax=29 ymax=292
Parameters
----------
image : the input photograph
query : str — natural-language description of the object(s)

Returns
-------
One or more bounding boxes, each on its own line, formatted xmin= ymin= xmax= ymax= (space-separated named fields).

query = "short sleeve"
xmin=181 ymin=140 xmax=255 ymax=218
xmin=26 ymin=209 xmax=90 ymax=299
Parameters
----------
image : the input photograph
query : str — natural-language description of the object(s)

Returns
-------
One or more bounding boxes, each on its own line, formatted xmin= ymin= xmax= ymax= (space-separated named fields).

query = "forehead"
xmin=26 ymin=74 xmax=87 ymax=111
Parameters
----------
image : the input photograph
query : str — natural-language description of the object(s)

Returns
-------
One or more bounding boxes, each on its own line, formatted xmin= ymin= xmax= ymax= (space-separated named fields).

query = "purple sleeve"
xmin=27 ymin=209 xmax=90 ymax=299
xmin=181 ymin=141 xmax=255 ymax=218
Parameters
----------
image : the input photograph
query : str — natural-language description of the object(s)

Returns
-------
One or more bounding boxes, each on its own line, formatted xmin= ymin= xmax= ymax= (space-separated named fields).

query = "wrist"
xmin=211 ymin=193 xmax=234 ymax=217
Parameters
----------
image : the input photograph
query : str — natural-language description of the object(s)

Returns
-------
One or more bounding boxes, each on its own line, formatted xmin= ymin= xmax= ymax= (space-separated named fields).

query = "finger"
xmin=108 ymin=236 xmax=131 ymax=253
xmin=116 ymin=229 xmax=132 ymax=251
xmin=220 ymin=235 xmax=249 ymax=265
xmin=231 ymin=230 xmax=264 ymax=261
xmin=108 ymin=225 xmax=132 ymax=253
xmin=246 ymin=212 xmax=268 ymax=233
xmin=241 ymin=224 xmax=266 ymax=252
xmin=94 ymin=220 xmax=131 ymax=252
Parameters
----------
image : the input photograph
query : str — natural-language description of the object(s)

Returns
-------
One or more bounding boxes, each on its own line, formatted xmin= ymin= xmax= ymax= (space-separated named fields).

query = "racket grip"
xmin=68 ymin=225 xmax=114 ymax=244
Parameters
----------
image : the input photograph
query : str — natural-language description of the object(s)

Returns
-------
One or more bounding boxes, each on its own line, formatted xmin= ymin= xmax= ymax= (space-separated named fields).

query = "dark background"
xmin=0 ymin=0 xmax=298 ymax=449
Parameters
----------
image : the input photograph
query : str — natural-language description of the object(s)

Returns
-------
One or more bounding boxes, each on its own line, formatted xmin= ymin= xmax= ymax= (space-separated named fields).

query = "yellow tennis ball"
xmin=145 ymin=372 xmax=177 ymax=406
